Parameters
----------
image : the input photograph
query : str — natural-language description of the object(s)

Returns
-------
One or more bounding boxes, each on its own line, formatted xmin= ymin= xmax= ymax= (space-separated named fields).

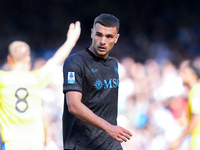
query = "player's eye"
xmin=96 ymin=32 xmax=102 ymax=37
xmin=106 ymin=35 xmax=114 ymax=38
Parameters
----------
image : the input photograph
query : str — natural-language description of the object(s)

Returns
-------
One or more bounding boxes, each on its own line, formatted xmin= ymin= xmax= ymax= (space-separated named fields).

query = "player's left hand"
xmin=168 ymin=139 xmax=181 ymax=150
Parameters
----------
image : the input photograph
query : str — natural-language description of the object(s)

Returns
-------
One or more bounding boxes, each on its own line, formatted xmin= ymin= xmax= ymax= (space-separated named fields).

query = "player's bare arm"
xmin=168 ymin=114 xmax=199 ymax=150
xmin=66 ymin=91 xmax=132 ymax=143
xmin=43 ymin=21 xmax=81 ymax=71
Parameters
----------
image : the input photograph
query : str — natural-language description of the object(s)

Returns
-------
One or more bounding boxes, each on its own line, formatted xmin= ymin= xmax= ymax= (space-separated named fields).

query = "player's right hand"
xmin=67 ymin=21 xmax=81 ymax=44
xmin=106 ymin=125 xmax=132 ymax=143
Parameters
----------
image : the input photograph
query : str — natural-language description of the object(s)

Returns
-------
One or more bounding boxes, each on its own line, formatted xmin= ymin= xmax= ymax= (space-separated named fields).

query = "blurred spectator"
xmin=169 ymin=60 xmax=200 ymax=150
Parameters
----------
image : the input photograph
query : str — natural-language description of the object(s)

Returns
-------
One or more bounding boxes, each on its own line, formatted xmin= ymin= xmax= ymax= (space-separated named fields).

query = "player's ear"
xmin=26 ymin=55 xmax=31 ymax=62
xmin=114 ymin=34 xmax=120 ymax=44
xmin=7 ymin=55 xmax=13 ymax=63
xmin=91 ymin=28 xmax=93 ymax=38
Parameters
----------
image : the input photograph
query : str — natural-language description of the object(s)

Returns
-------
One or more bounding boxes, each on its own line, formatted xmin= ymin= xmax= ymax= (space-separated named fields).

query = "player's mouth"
xmin=98 ymin=46 xmax=106 ymax=51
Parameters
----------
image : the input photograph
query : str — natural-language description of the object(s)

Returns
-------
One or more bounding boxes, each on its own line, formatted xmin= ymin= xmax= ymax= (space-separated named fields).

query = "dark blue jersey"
xmin=62 ymin=48 xmax=122 ymax=150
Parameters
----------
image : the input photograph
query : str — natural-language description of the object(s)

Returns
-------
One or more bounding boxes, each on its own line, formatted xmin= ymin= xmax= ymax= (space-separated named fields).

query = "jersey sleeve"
xmin=63 ymin=56 xmax=83 ymax=93
xmin=190 ymin=88 xmax=200 ymax=114
xmin=191 ymin=97 xmax=200 ymax=114
xmin=33 ymin=66 xmax=52 ymax=89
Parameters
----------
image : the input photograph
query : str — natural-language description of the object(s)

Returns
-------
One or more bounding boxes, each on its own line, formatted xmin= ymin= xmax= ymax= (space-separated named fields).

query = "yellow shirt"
xmin=0 ymin=67 xmax=51 ymax=143
xmin=188 ymin=83 xmax=200 ymax=136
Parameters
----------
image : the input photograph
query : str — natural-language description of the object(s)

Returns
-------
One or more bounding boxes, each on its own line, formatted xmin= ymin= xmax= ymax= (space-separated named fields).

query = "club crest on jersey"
xmin=68 ymin=72 xmax=75 ymax=84
xmin=94 ymin=78 xmax=103 ymax=90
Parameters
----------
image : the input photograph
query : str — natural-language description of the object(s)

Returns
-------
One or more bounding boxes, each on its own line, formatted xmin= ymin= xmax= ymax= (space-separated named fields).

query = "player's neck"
xmin=10 ymin=63 xmax=31 ymax=71
xmin=88 ymin=46 xmax=108 ymax=60
xmin=189 ymin=79 xmax=199 ymax=88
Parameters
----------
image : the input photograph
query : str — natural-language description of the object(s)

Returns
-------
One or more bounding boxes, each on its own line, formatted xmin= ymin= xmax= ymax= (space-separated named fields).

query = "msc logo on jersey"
xmin=94 ymin=78 xmax=119 ymax=91
xmin=68 ymin=72 xmax=75 ymax=84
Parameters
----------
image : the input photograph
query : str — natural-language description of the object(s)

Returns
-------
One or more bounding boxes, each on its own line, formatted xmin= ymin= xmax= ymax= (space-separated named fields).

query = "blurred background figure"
xmin=168 ymin=60 xmax=200 ymax=150
xmin=0 ymin=21 xmax=80 ymax=150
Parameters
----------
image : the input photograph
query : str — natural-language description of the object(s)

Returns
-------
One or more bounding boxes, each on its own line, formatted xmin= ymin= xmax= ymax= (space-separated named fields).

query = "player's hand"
xmin=67 ymin=21 xmax=81 ymax=44
xmin=106 ymin=125 xmax=132 ymax=143
xmin=168 ymin=139 xmax=181 ymax=150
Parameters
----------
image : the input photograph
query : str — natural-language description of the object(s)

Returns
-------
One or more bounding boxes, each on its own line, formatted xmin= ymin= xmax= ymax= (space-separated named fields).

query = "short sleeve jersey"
xmin=62 ymin=48 xmax=122 ymax=150
xmin=188 ymin=83 xmax=200 ymax=136
xmin=0 ymin=67 xmax=51 ymax=143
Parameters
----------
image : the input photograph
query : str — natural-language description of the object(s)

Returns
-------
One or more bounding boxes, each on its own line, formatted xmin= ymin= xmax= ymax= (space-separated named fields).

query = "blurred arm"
xmin=168 ymin=114 xmax=199 ymax=150
xmin=43 ymin=21 xmax=81 ymax=72
xmin=178 ymin=114 xmax=199 ymax=141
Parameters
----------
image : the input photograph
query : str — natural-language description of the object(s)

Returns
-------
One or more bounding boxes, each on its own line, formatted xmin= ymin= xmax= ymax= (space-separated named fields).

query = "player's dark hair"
xmin=93 ymin=13 xmax=120 ymax=32
xmin=188 ymin=61 xmax=200 ymax=79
